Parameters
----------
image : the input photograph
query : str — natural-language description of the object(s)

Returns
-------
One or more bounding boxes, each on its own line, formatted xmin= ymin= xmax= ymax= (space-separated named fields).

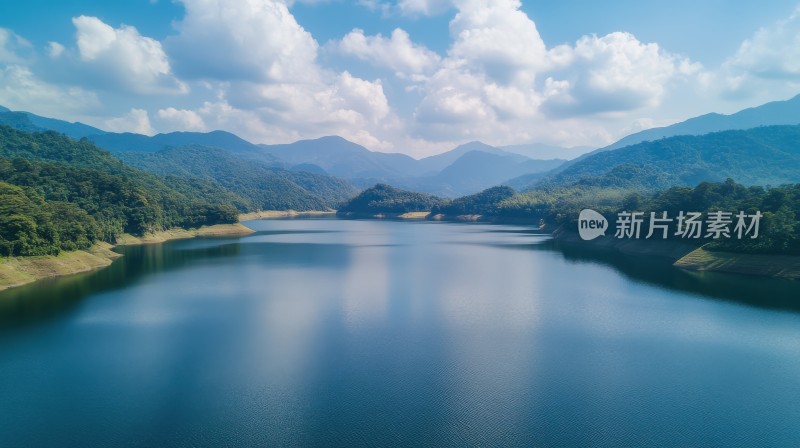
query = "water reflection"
xmin=541 ymin=240 xmax=800 ymax=312
xmin=0 ymin=238 xmax=244 ymax=330
xmin=1 ymin=219 xmax=800 ymax=447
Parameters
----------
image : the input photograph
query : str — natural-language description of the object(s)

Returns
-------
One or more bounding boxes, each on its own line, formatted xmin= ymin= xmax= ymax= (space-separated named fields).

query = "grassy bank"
xmin=239 ymin=210 xmax=336 ymax=221
xmin=676 ymin=248 xmax=800 ymax=280
xmin=0 ymin=223 xmax=254 ymax=293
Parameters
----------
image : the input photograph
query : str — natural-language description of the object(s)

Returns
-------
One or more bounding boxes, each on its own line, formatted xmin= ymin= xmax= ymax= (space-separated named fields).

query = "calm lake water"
xmin=2 ymin=219 xmax=800 ymax=447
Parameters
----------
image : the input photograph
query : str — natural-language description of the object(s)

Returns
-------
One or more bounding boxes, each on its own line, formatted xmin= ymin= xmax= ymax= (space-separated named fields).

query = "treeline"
xmin=431 ymin=186 xmax=515 ymax=216
xmin=0 ymin=126 xmax=236 ymax=256
xmin=498 ymin=179 xmax=800 ymax=255
xmin=337 ymin=183 xmax=445 ymax=214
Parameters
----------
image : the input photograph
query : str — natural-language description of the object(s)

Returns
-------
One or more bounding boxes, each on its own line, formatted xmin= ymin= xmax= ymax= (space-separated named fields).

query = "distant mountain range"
xmin=5 ymin=92 xmax=800 ymax=200
xmin=543 ymin=125 xmax=800 ymax=190
xmin=0 ymin=109 xmax=105 ymax=138
xmin=259 ymin=135 xmax=421 ymax=178
xmin=118 ymin=145 xmax=357 ymax=211
xmin=499 ymin=142 xmax=593 ymax=160
xmin=522 ymin=93 xmax=800 ymax=191
xmin=601 ymin=94 xmax=800 ymax=152
xmin=0 ymin=106 xmax=569 ymax=197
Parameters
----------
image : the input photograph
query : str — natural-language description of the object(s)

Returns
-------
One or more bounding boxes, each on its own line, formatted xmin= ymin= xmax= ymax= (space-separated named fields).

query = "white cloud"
xmin=166 ymin=0 xmax=320 ymax=83
xmin=0 ymin=28 xmax=32 ymax=64
xmin=411 ymin=0 xmax=545 ymax=141
xmin=156 ymin=0 xmax=400 ymax=150
xmin=0 ymin=65 xmax=100 ymax=116
xmin=710 ymin=7 xmax=800 ymax=103
xmin=333 ymin=28 xmax=441 ymax=76
xmin=397 ymin=0 xmax=452 ymax=16
xmin=448 ymin=0 xmax=548 ymax=85
xmin=542 ymin=32 xmax=701 ymax=116
xmin=407 ymin=0 xmax=705 ymax=147
xmin=47 ymin=42 xmax=65 ymax=58
xmin=726 ymin=7 xmax=800 ymax=80
xmin=104 ymin=108 xmax=155 ymax=135
xmin=156 ymin=107 xmax=206 ymax=131
xmin=71 ymin=16 xmax=186 ymax=94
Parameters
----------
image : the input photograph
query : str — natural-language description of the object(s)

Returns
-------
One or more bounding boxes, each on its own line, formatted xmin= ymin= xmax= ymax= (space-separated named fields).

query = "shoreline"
xmin=552 ymin=227 xmax=800 ymax=280
xmin=0 ymin=223 xmax=254 ymax=293
xmin=240 ymin=210 xmax=336 ymax=221
xmin=336 ymin=211 xmax=430 ymax=220
xmin=4 ymin=215 xmax=798 ymax=293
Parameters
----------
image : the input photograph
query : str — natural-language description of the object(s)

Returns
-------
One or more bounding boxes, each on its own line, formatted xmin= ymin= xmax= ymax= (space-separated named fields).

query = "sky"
xmin=1 ymin=0 xmax=800 ymax=158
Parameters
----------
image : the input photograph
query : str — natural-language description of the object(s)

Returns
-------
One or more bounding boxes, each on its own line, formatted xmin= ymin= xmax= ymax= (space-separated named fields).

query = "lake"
xmin=2 ymin=219 xmax=800 ymax=447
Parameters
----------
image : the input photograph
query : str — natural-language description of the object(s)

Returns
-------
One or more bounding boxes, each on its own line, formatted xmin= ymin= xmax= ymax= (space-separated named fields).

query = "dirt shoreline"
xmin=0 ymin=223 xmax=254 ymax=293
xmin=240 ymin=210 xmax=336 ymax=220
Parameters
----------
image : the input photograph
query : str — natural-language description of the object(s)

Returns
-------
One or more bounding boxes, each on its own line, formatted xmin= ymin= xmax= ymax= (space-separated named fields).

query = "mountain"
xmin=543 ymin=125 xmax=800 ymax=190
xmin=499 ymin=143 xmax=593 ymax=160
xmin=260 ymin=135 xmax=423 ymax=179
xmin=90 ymin=129 xmax=271 ymax=154
xmin=425 ymin=150 xmax=565 ymax=195
xmin=118 ymin=145 xmax=358 ymax=211
xmin=337 ymin=183 xmax=446 ymax=215
xmin=0 ymin=107 xmax=105 ymax=139
xmin=600 ymin=94 xmax=800 ymax=153
xmin=0 ymin=106 xmax=569 ymax=197
xmin=418 ymin=141 xmax=528 ymax=174
xmin=517 ymin=94 xmax=800 ymax=190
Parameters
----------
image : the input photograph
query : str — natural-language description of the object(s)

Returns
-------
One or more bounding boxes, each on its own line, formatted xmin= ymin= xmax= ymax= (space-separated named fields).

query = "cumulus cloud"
xmin=104 ymin=108 xmax=155 ymax=135
xmin=71 ymin=16 xmax=186 ymax=94
xmin=0 ymin=65 xmax=100 ymax=117
xmin=154 ymin=0 xmax=399 ymax=150
xmin=218 ymin=70 xmax=394 ymax=146
xmin=541 ymin=32 xmax=701 ymax=116
xmin=166 ymin=0 xmax=320 ymax=83
xmin=156 ymin=107 xmax=206 ymax=131
xmin=411 ymin=0 xmax=545 ymax=141
xmin=448 ymin=0 xmax=548 ymax=84
xmin=333 ymin=28 xmax=441 ymax=76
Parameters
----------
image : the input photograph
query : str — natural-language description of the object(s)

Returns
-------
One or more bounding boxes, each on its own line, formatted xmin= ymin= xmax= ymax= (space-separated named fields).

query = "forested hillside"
xmin=536 ymin=125 xmax=800 ymax=190
xmin=499 ymin=179 xmax=800 ymax=255
xmin=431 ymin=186 xmax=516 ymax=216
xmin=338 ymin=184 xmax=446 ymax=214
xmin=118 ymin=145 xmax=358 ymax=211
xmin=0 ymin=126 xmax=236 ymax=256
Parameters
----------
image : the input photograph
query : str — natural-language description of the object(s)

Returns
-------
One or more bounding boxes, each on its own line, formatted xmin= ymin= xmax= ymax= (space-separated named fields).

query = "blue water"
xmin=1 ymin=219 xmax=800 ymax=447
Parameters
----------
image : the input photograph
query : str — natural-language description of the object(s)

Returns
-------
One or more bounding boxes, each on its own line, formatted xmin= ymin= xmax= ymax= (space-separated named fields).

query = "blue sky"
xmin=1 ymin=0 xmax=799 ymax=157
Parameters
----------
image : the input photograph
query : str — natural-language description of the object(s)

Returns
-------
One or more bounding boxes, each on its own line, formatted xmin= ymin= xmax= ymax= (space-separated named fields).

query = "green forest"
xmin=0 ymin=126 xmax=237 ymax=256
xmin=539 ymin=125 xmax=800 ymax=191
xmin=3 ymin=122 xmax=800 ymax=259
xmin=337 ymin=183 xmax=445 ymax=214
xmin=118 ymin=145 xmax=357 ymax=212
xmin=498 ymin=179 xmax=800 ymax=255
